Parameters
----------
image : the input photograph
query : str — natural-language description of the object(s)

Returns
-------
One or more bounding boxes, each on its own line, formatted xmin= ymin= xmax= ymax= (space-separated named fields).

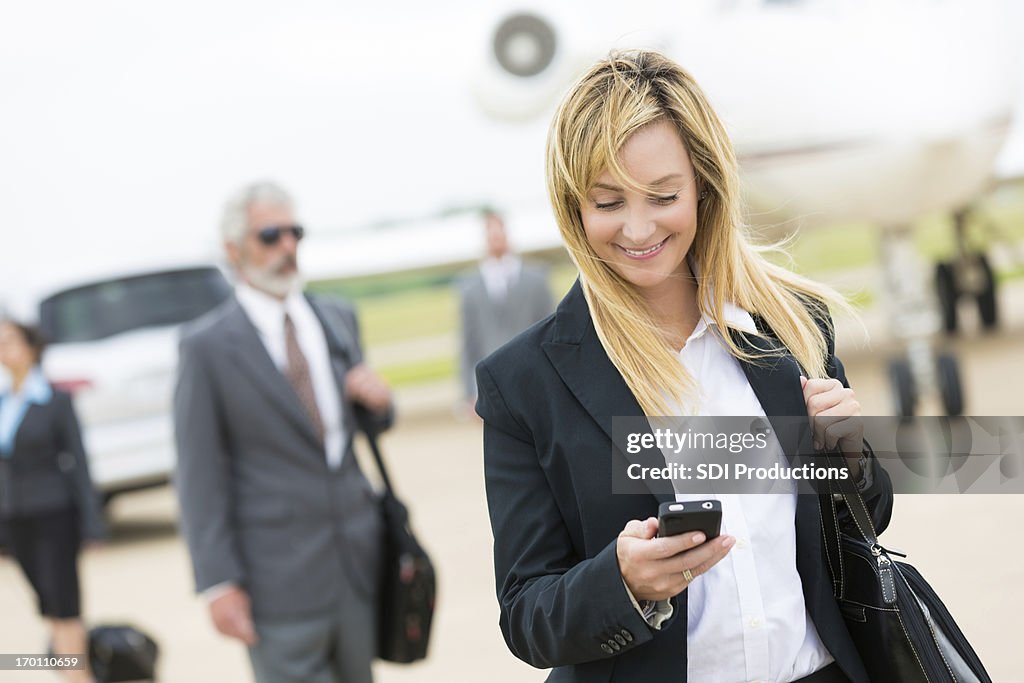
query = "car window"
xmin=39 ymin=268 xmax=231 ymax=343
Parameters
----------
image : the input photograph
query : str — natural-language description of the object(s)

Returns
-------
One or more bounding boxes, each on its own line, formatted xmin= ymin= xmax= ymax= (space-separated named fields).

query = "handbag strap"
xmin=825 ymin=450 xmax=879 ymax=544
xmin=819 ymin=450 xmax=880 ymax=599
xmin=306 ymin=295 xmax=398 ymax=496
xmin=354 ymin=405 xmax=396 ymax=495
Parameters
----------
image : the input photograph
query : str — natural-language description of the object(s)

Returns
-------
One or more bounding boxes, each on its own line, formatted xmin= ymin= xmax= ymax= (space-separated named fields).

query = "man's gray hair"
xmin=220 ymin=181 xmax=294 ymax=244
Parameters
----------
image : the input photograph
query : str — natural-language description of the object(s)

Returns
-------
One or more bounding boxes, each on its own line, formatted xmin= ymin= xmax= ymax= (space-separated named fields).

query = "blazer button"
xmin=614 ymin=633 xmax=626 ymax=646
xmin=620 ymin=628 xmax=634 ymax=642
xmin=601 ymin=643 xmax=614 ymax=655
xmin=608 ymin=639 xmax=621 ymax=652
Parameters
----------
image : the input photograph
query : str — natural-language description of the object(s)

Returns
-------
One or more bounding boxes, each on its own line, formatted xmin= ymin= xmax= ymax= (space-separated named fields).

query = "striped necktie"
xmin=284 ymin=313 xmax=324 ymax=443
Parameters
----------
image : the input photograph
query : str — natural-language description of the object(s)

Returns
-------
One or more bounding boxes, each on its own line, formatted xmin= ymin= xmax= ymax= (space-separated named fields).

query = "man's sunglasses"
xmin=255 ymin=225 xmax=305 ymax=246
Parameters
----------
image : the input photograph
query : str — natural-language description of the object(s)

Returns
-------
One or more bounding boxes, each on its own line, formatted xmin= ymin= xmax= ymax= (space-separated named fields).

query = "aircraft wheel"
xmin=975 ymin=254 xmax=998 ymax=330
xmin=888 ymin=357 xmax=916 ymax=418
xmin=935 ymin=262 xmax=959 ymax=334
xmin=936 ymin=353 xmax=964 ymax=416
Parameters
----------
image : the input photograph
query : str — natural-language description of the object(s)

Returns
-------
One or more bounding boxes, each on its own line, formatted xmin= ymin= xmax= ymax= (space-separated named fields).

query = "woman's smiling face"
xmin=580 ymin=119 xmax=699 ymax=294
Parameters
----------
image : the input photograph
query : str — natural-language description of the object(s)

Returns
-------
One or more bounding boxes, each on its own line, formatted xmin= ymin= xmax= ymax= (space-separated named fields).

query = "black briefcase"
xmin=356 ymin=412 xmax=436 ymax=664
xmin=375 ymin=486 xmax=437 ymax=662
xmin=318 ymin=303 xmax=436 ymax=663
xmin=89 ymin=624 xmax=159 ymax=682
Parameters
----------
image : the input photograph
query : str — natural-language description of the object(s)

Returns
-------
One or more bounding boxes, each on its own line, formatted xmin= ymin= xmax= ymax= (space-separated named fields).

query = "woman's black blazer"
xmin=0 ymin=388 xmax=106 ymax=540
xmin=476 ymin=280 xmax=893 ymax=683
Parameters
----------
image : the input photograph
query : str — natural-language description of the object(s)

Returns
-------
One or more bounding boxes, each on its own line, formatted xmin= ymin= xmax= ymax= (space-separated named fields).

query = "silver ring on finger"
xmin=682 ymin=568 xmax=695 ymax=583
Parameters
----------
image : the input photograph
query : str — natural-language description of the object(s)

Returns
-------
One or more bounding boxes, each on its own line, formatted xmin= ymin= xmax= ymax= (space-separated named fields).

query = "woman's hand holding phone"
xmin=617 ymin=517 xmax=735 ymax=602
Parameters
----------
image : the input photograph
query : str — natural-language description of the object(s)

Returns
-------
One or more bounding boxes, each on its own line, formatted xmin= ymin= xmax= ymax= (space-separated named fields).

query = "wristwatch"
xmin=854 ymin=451 xmax=872 ymax=492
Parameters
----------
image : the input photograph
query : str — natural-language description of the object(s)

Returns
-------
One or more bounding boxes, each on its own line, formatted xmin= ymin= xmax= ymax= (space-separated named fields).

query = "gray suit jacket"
xmin=173 ymin=294 xmax=391 ymax=620
xmin=458 ymin=263 xmax=553 ymax=399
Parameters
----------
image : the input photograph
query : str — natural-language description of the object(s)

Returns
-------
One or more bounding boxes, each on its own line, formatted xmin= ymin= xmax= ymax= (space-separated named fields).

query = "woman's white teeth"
xmin=623 ymin=239 xmax=665 ymax=256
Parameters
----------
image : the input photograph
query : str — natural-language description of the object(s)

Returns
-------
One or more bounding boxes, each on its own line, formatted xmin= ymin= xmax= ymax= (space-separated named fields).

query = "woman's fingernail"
xmin=692 ymin=533 xmax=705 ymax=544
xmin=722 ymin=536 xmax=736 ymax=548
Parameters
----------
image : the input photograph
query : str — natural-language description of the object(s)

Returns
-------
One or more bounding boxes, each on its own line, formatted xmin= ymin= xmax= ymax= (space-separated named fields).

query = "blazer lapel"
xmin=542 ymin=281 xmax=675 ymax=504
xmin=732 ymin=324 xmax=825 ymax=606
xmin=8 ymin=402 xmax=47 ymax=458
xmin=304 ymin=296 xmax=351 ymax=392
xmin=730 ymin=326 xmax=809 ymax=454
xmin=223 ymin=300 xmax=322 ymax=448
xmin=304 ymin=295 xmax=361 ymax=442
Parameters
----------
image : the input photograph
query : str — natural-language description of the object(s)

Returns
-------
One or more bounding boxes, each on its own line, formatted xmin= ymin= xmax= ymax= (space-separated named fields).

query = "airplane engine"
xmin=470 ymin=3 xmax=677 ymax=123
xmin=471 ymin=8 xmax=578 ymax=122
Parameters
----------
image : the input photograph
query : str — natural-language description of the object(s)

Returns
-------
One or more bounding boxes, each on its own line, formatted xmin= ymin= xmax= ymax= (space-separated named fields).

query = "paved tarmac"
xmin=2 ymin=290 xmax=1022 ymax=682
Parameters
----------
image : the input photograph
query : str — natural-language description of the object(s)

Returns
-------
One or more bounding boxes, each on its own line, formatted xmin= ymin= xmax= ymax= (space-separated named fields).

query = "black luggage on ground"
xmin=88 ymin=625 xmax=159 ymax=682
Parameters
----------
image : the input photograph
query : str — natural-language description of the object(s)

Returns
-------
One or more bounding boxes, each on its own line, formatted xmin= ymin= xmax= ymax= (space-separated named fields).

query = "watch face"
xmin=856 ymin=454 xmax=871 ymax=491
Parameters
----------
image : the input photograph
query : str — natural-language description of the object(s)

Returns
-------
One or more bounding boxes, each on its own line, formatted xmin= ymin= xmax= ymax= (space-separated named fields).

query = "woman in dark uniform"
xmin=476 ymin=51 xmax=893 ymax=682
xmin=0 ymin=319 xmax=106 ymax=683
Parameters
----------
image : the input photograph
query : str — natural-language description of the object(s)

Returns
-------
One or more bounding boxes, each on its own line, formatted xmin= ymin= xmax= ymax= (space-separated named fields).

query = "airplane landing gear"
xmin=888 ymin=357 xmax=916 ymax=418
xmin=976 ymin=254 xmax=998 ymax=329
xmin=935 ymin=352 xmax=963 ymax=416
xmin=881 ymin=224 xmax=966 ymax=417
xmin=933 ymin=209 xmax=999 ymax=334
xmin=886 ymin=348 xmax=964 ymax=418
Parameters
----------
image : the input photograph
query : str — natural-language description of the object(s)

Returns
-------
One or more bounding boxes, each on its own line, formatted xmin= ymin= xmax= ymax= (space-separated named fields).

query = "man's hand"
xmin=617 ymin=517 xmax=734 ymax=602
xmin=345 ymin=364 xmax=392 ymax=414
xmin=800 ymin=375 xmax=864 ymax=477
xmin=209 ymin=586 xmax=258 ymax=646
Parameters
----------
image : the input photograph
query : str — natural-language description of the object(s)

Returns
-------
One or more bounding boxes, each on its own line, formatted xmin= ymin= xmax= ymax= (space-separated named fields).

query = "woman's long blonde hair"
xmin=546 ymin=49 xmax=848 ymax=416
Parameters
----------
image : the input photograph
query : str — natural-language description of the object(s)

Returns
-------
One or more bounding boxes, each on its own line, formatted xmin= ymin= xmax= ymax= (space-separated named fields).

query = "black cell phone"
xmin=657 ymin=500 xmax=722 ymax=540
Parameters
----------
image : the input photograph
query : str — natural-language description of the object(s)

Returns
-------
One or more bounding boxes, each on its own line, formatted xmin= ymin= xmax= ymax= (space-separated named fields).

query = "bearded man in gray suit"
xmin=458 ymin=211 xmax=554 ymax=412
xmin=174 ymin=181 xmax=393 ymax=683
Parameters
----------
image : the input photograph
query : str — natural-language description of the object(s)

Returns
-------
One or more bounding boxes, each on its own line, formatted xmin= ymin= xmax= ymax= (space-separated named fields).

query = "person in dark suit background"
xmin=174 ymin=181 xmax=394 ymax=683
xmin=0 ymin=319 xmax=106 ymax=683
xmin=476 ymin=51 xmax=893 ymax=682
xmin=458 ymin=211 xmax=553 ymax=414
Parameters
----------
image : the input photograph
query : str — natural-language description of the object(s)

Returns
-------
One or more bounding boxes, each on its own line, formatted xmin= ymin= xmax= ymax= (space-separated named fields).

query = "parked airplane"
xmin=305 ymin=0 xmax=1020 ymax=417
xmin=4 ymin=1 xmax=1016 ymax=512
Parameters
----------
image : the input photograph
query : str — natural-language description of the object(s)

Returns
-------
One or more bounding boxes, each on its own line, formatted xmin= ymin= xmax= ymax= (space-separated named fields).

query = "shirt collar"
xmin=686 ymin=255 xmax=758 ymax=343
xmin=1 ymin=366 xmax=53 ymax=405
xmin=481 ymin=254 xmax=521 ymax=276
xmin=235 ymin=282 xmax=307 ymax=337
xmin=716 ymin=300 xmax=758 ymax=335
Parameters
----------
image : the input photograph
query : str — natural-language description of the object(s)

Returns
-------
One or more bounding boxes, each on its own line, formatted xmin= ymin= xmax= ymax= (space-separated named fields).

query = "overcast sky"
xmin=1 ymin=2 xmax=552 ymax=296
xmin=2 ymin=1 xmax=1022 ymax=309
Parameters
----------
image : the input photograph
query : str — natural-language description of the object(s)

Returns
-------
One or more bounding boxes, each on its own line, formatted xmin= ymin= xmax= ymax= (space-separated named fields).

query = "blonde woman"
xmin=476 ymin=51 xmax=892 ymax=683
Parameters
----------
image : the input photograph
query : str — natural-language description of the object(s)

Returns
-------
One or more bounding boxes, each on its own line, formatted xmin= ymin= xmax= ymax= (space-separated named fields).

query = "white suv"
xmin=33 ymin=265 xmax=231 ymax=502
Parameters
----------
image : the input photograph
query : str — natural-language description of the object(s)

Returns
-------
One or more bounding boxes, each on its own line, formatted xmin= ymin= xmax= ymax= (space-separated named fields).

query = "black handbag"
xmin=88 ymin=624 xmax=159 ymax=682
xmin=819 ymin=458 xmax=991 ymax=682
xmin=313 ymin=299 xmax=436 ymax=662
xmin=357 ymin=410 xmax=437 ymax=664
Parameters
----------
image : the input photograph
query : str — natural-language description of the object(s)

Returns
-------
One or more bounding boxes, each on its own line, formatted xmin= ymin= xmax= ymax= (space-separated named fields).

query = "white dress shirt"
xmin=641 ymin=300 xmax=834 ymax=683
xmin=479 ymin=255 xmax=522 ymax=300
xmin=235 ymin=283 xmax=346 ymax=469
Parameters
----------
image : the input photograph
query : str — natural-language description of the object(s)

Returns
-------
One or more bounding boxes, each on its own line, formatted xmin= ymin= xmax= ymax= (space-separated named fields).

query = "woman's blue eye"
xmin=595 ymin=201 xmax=622 ymax=210
xmin=653 ymin=193 xmax=679 ymax=205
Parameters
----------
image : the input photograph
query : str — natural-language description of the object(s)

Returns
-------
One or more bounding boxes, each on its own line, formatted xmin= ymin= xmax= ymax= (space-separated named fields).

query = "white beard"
xmin=242 ymin=263 xmax=300 ymax=298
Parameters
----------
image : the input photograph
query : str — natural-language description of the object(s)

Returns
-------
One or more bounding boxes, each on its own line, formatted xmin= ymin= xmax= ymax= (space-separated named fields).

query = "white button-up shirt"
xmin=479 ymin=255 xmax=522 ymax=300
xmin=235 ymin=283 xmax=346 ymax=469
xmin=661 ymin=300 xmax=834 ymax=683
